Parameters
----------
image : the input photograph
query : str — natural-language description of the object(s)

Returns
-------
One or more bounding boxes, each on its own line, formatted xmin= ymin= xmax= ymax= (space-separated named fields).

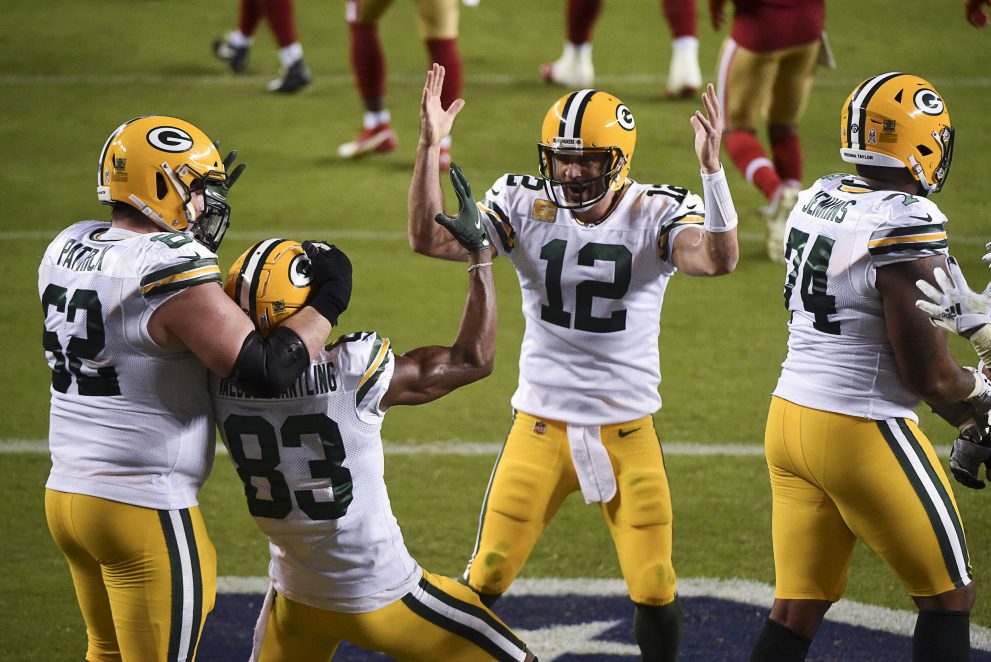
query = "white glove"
xmin=983 ymin=240 xmax=991 ymax=267
xmin=915 ymin=256 xmax=991 ymax=336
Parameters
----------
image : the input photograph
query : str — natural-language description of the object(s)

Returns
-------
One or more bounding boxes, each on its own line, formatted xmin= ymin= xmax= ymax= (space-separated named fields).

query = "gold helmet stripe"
xmin=846 ymin=71 xmax=902 ymax=150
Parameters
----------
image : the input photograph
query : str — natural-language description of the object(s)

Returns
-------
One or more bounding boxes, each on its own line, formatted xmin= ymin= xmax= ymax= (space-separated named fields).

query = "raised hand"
xmin=915 ymin=257 xmax=991 ymax=337
xmin=419 ymin=63 xmax=465 ymax=149
xmin=690 ymin=83 xmax=723 ymax=175
xmin=433 ymin=164 xmax=491 ymax=254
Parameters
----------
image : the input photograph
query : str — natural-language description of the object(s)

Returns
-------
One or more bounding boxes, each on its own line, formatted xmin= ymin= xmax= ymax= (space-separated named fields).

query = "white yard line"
xmin=1 ymin=439 xmax=952 ymax=457
xmin=216 ymin=575 xmax=991 ymax=651
xmin=2 ymin=73 xmax=991 ymax=88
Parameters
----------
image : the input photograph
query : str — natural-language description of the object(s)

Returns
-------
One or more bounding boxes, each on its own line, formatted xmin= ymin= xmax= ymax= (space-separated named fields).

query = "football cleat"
xmin=840 ymin=72 xmax=953 ymax=194
xmin=212 ymin=37 xmax=249 ymax=74
xmin=439 ymin=146 xmax=451 ymax=173
xmin=665 ymin=46 xmax=702 ymax=99
xmin=226 ymin=239 xmax=312 ymax=335
xmin=267 ymin=59 xmax=312 ymax=93
xmin=337 ymin=123 xmax=398 ymax=159
xmin=762 ymin=184 xmax=800 ymax=264
xmin=540 ymin=52 xmax=594 ymax=89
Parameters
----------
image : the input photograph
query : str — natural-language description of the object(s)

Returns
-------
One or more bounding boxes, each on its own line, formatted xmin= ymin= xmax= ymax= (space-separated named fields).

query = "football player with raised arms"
xmin=39 ymin=115 xmax=352 ymax=661
xmin=211 ymin=165 xmax=535 ymax=662
xmin=409 ymin=63 xmax=739 ymax=660
xmin=749 ymin=74 xmax=991 ymax=662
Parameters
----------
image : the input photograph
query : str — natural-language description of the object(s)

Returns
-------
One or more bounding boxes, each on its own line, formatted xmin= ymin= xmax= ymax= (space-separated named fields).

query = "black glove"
xmin=195 ymin=142 xmax=247 ymax=252
xmin=301 ymin=241 xmax=352 ymax=325
xmin=950 ymin=419 xmax=991 ymax=489
xmin=434 ymin=163 xmax=491 ymax=254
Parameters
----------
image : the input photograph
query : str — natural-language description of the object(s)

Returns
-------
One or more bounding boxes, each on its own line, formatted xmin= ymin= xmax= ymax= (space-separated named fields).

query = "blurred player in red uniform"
xmin=541 ymin=0 xmax=702 ymax=99
xmin=213 ymin=0 xmax=312 ymax=93
xmin=338 ymin=0 xmax=464 ymax=171
xmin=711 ymin=0 xmax=827 ymax=262
xmin=967 ymin=0 xmax=990 ymax=26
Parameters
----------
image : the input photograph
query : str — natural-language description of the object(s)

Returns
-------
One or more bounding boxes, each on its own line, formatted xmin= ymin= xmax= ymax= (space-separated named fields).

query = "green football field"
xmin=3 ymin=0 xmax=991 ymax=657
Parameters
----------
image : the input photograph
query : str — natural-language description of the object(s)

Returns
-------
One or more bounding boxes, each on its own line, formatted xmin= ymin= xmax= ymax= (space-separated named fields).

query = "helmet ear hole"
xmin=156 ymin=172 xmax=168 ymax=200
xmin=917 ymin=144 xmax=933 ymax=157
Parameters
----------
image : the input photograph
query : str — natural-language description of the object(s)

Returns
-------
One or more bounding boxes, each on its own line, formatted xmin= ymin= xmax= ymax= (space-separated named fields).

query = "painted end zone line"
xmin=217 ymin=575 xmax=991 ymax=651
xmin=2 ymin=439 xmax=958 ymax=458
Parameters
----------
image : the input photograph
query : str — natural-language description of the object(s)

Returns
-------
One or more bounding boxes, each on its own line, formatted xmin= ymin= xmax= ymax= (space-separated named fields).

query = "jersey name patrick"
xmin=216 ymin=361 xmax=338 ymax=400
xmin=55 ymin=237 xmax=112 ymax=273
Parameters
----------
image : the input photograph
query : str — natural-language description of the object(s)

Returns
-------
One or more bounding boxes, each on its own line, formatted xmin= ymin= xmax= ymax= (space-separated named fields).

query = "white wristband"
xmin=965 ymin=367 xmax=991 ymax=414
xmin=971 ymin=325 xmax=991 ymax=367
xmin=700 ymin=167 xmax=738 ymax=233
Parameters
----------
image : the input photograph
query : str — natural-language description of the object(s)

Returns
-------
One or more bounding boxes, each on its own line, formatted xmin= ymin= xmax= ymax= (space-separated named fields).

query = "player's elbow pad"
xmin=230 ymin=327 xmax=309 ymax=398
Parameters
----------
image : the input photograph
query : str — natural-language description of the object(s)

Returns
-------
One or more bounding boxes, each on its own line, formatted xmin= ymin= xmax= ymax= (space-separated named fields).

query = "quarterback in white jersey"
xmin=40 ymin=115 xmax=347 ymax=662
xmin=750 ymin=74 xmax=991 ymax=662
xmin=214 ymin=169 xmax=534 ymax=661
xmin=409 ymin=64 xmax=738 ymax=660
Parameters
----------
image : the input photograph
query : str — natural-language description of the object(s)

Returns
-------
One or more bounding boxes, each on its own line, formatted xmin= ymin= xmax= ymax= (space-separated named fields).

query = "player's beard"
xmin=559 ymin=176 xmax=606 ymax=209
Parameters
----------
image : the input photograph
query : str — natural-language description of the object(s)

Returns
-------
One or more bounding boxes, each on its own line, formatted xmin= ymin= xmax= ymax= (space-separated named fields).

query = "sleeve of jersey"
xmin=334 ymin=331 xmax=396 ymax=422
xmin=867 ymin=206 xmax=949 ymax=267
xmin=655 ymin=192 xmax=706 ymax=263
xmin=476 ymin=174 xmax=518 ymax=257
xmin=138 ymin=236 xmax=222 ymax=301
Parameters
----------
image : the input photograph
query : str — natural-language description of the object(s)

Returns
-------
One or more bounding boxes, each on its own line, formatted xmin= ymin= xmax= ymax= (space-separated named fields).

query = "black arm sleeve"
xmin=230 ymin=326 xmax=310 ymax=398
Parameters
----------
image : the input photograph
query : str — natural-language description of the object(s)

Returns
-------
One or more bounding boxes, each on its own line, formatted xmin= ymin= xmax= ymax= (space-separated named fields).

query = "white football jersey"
xmin=39 ymin=221 xmax=222 ymax=510
xmin=210 ymin=331 xmax=420 ymax=614
xmin=478 ymin=174 xmax=705 ymax=425
xmin=773 ymin=174 xmax=949 ymax=421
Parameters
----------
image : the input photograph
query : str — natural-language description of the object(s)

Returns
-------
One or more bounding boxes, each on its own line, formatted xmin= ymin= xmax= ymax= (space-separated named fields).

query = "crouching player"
xmin=210 ymin=165 xmax=536 ymax=661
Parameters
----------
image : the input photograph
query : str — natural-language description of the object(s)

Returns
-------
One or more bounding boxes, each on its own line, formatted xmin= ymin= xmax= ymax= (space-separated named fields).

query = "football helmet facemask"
xmin=97 ymin=115 xmax=243 ymax=250
xmin=840 ymin=72 xmax=954 ymax=194
xmin=226 ymin=239 xmax=313 ymax=335
xmin=538 ymin=89 xmax=637 ymax=210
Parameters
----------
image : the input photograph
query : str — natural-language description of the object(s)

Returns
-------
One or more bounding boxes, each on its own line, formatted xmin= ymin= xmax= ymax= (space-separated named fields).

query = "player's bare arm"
xmin=150 ymin=241 xmax=351 ymax=377
xmin=409 ymin=63 xmax=470 ymax=261
xmin=879 ymin=256 xmax=990 ymax=413
xmin=673 ymin=83 xmax=739 ymax=276
xmin=387 ymin=164 xmax=496 ymax=408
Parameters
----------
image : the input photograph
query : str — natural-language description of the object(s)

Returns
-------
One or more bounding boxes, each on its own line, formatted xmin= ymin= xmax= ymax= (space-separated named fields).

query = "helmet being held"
xmin=97 ymin=115 xmax=243 ymax=251
xmin=226 ymin=239 xmax=312 ymax=335
xmin=538 ymin=89 xmax=637 ymax=210
xmin=840 ymin=72 xmax=953 ymax=194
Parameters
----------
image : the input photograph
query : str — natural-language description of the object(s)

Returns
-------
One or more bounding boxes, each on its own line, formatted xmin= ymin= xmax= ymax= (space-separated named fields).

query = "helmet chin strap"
xmin=908 ymin=155 xmax=934 ymax=193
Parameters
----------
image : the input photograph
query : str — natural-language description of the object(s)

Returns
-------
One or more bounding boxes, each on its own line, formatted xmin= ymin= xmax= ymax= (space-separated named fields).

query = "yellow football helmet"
xmin=538 ymin=89 xmax=637 ymax=210
xmin=97 ymin=115 xmax=238 ymax=249
xmin=840 ymin=72 xmax=953 ymax=193
xmin=226 ymin=239 xmax=312 ymax=335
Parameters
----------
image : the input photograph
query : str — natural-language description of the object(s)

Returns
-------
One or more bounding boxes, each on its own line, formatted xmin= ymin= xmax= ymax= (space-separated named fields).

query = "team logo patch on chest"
xmin=532 ymin=200 xmax=557 ymax=223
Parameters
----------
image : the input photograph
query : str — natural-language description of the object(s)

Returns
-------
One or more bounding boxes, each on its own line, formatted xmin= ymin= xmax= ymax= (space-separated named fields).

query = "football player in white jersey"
xmin=408 ymin=63 xmax=739 ymax=660
xmin=40 ymin=115 xmax=352 ymax=662
xmin=749 ymin=74 xmax=991 ymax=662
xmin=211 ymin=165 xmax=535 ymax=662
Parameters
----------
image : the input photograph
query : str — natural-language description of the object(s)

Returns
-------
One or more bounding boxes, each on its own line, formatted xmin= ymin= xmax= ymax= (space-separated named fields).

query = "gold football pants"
xmin=347 ymin=0 xmax=460 ymax=39
xmin=464 ymin=411 xmax=677 ymax=606
xmin=255 ymin=570 xmax=530 ymax=661
xmin=45 ymin=489 xmax=216 ymax=662
xmin=716 ymin=38 xmax=820 ymax=129
xmin=765 ymin=397 xmax=972 ymax=601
